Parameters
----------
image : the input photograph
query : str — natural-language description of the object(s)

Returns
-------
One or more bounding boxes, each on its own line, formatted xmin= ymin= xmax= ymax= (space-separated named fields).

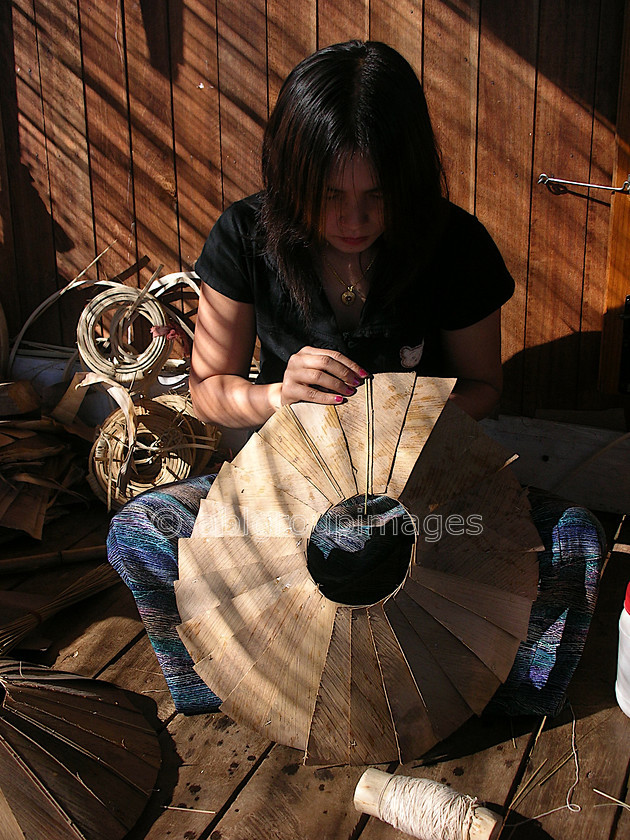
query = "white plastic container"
xmin=616 ymin=581 xmax=630 ymax=718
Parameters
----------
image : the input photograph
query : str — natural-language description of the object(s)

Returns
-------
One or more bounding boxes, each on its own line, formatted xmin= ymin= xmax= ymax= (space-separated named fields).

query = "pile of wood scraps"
xmin=0 ymin=379 xmax=93 ymax=541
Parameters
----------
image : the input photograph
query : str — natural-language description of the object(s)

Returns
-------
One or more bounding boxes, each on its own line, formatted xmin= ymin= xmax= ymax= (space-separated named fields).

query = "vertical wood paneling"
xmin=423 ymin=0 xmax=480 ymax=213
xmin=34 ymin=0 xmax=94 ymax=342
xmin=7 ymin=0 xmax=60 ymax=343
xmin=266 ymin=0 xmax=316 ymax=110
xmin=0 ymin=0 xmax=626 ymax=414
xmin=317 ymin=0 xmax=369 ymax=48
xmin=216 ymin=0 xmax=267 ymax=208
xmin=0 ymin=5 xmax=21 ymax=334
xmin=579 ymin=0 xmax=625 ymax=405
xmin=476 ymin=1 xmax=538 ymax=414
xmin=171 ymin=0 xmax=222 ymax=267
xmin=525 ymin=0 xmax=602 ymax=413
xmin=600 ymin=0 xmax=630 ymax=395
xmin=80 ymin=0 xmax=136 ymax=279
xmin=370 ymin=0 xmax=423 ymax=78
xmin=125 ymin=0 xmax=180 ymax=275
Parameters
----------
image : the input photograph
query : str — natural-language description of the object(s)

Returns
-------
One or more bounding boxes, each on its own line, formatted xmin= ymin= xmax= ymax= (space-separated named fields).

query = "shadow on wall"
xmin=140 ymin=0 xmax=184 ymax=77
xmin=0 ymin=4 xmax=74 ymax=340
xmin=501 ymin=330 xmax=628 ymax=419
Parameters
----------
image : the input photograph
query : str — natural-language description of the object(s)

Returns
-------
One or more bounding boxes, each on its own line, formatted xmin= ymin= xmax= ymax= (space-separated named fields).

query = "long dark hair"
xmin=261 ymin=40 xmax=447 ymax=317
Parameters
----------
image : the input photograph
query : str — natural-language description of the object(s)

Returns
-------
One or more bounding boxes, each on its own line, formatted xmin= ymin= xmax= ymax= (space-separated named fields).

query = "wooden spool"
xmin=175 ymin=374 xmax=541 ymax=765
xmin=354 ymin=768 xmax=502 ymax=840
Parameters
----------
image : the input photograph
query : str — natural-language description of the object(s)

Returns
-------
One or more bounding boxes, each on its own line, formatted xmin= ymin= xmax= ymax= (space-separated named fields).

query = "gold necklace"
xmin=323 ymin=254 xmax=376 ymax=306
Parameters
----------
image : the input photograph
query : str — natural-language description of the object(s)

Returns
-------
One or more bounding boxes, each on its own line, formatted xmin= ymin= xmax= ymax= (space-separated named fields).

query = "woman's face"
xmin=323 ymin=156 xmax=385 ymax=256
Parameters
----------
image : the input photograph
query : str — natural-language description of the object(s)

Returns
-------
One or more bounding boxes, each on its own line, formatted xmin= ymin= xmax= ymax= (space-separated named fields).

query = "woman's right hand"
xmin=281 ymin=346 xmax=368 ymax=406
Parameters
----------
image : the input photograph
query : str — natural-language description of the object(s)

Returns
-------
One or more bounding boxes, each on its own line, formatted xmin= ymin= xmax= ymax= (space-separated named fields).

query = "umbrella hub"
xmin=307 ymin=494 xmax=416 ymax=607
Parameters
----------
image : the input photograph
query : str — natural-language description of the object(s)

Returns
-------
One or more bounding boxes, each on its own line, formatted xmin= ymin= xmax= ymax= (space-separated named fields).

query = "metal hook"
xmin=538 ymin=173 xmax=630 ymax=194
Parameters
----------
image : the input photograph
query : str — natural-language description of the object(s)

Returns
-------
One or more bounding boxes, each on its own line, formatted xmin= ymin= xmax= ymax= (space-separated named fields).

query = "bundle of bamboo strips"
xmin=0 ymin=563 xmax=120 ymax=657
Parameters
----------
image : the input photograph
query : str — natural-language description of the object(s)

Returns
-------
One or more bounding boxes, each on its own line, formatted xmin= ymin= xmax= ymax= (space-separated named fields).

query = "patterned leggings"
xmin=107 ymin=476 xmax=606 ymax=717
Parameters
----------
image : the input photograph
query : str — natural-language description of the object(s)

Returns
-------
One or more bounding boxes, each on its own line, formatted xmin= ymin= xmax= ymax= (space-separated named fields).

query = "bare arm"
xmin=190 ymin=283 xmax=367 ymax=428
xmin=440 ymin=309 xmax=503 ymax=420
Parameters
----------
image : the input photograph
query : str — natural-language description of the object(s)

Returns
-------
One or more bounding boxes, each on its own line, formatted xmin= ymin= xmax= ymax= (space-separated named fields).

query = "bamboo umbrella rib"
xmin=2 ymin=669 xmax=161 ymax=747
xmin=387 ymin=377 xmax=456 ymax=497
xmin=306 ymin=608 xmax=352 ymax=766
xmin=287 ymin=406 xmax=345 ymax=500
xmin=177 ymin=566 xmax=310 ymax=664
xmin=365 ymin=376 xmax=374 ymax=507
xmin=349 ymin=609 xmax=398 ymax=765
xmin=383 ymin=598 xmax=475 ymax=741
xmin=401 ymin=578 xmax=521 ymax=683
xmin=0 ymin=662 xmax=160 ymax=840
xmin=367 ymin=372 xmax=417 ymax=494
xmin=0 ymin=703 xmax=152 ymax=798
xmin=0 ymin=711 xmax=139 ymax=836
xmin=290 ymin=402 xmax=358 ymax=499
xmin=392 ymin=590 xmax=502 ymax=715
xmin=5 ymin=687 xmax=159 ymax=782
xmin=257 ymin=406 xmax=352 ymax=502
xmin=0 ymin=740 xmax=89 ymax=840
xmin=409 ymin=566 xmax=533 ymax=640
xmin=334 ymin=392 xmax=369 ymax=497
xmin=367 ymin=604 xmax=437 ymax=763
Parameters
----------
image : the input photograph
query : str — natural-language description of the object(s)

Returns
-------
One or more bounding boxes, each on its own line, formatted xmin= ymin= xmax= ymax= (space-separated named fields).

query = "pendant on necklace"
xmin=341 ymin=288 xmax=356 ymax=306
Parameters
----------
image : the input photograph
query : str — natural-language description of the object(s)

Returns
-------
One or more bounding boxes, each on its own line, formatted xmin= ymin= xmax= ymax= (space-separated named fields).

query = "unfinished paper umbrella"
xmin=0 ymin=660 xmax=161 ymax=840
xmin=176 ymin=373 xmax=541 ymax=765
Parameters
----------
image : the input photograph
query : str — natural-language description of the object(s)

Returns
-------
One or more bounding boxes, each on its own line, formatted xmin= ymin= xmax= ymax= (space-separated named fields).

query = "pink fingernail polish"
xmin=334 ymin=395 xmax=344 ymax=403
xmin=350 ymin=378 xmax=361 ymax=387
xmin=359 ymin=369 xmax=369 ymax=378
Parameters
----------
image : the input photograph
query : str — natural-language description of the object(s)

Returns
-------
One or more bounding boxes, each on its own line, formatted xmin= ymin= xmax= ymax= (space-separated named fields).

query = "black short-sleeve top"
xmin=195 ymin=193 xmax=514 ymax=384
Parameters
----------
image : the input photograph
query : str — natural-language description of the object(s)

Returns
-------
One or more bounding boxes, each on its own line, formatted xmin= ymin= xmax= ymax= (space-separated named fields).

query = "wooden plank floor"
xmin=1 ymin=502 xmax=628 ymax=840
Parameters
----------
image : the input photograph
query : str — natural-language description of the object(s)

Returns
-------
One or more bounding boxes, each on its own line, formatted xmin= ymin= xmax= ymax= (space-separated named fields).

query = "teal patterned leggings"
xmin=107 ymin=477 xmax=606 ymax=717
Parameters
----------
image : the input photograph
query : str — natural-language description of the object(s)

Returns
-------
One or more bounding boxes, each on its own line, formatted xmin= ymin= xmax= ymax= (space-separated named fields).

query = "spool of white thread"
xmin=354 ymin=768 xmax=501 ymax=840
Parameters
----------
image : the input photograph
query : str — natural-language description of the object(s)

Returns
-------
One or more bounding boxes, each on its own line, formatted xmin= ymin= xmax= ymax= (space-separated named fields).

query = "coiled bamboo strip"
xmin=77 ymin=286 xmax=172 ymax=386
xmin=88 ymin=394 xmax=220 ymax=510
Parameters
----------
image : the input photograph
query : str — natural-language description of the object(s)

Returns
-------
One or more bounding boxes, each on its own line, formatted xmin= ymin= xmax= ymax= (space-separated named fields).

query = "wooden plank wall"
xmin=0 ymin=0 xmax=626 ymax=415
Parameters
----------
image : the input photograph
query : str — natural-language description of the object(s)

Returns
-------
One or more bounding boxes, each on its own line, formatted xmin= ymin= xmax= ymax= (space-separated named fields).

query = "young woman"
xmin=189 ymin=40 xmax=512 ymax=429
xmin=108 ymin=41 xmax=605 ymax=719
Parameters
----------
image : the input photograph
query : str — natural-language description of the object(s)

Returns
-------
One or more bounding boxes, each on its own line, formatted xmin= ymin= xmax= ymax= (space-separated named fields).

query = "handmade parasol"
xmin=0 ymin=660 xmax=161 ymax=840
xmin=175 ymin=374 xmax=541 ymax=765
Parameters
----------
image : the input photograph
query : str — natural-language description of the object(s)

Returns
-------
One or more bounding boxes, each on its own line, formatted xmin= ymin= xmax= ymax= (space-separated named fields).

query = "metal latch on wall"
xmin=538 ymin=173 xmax=630 ymax=195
